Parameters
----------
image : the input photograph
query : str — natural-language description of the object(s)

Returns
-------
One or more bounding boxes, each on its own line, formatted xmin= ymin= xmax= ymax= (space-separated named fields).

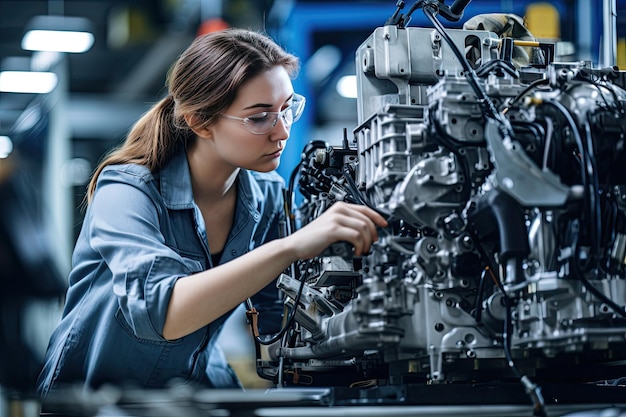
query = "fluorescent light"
xmin=23 ymin=30 xmax=94 ymax=53
xmin=0 ymin=136 xmax=14 ymax=158
xmin=0 ymin=71 xmax=58 ymax=94
xmin=336 ymin=75 xmax=357 ymax=99
xmin=21 ymin=15 xmax=94 ymax=53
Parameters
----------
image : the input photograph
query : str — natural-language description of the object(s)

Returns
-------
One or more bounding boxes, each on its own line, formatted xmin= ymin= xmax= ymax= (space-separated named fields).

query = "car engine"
xmin=254 ymin=0 xmax=626 ymax=404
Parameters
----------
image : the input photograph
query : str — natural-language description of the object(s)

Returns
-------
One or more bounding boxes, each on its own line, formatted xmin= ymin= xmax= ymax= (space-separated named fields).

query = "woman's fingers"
xmin=332 ymin=210 xmax=378 ymax=255
xmin=296 ymin=201 xmax=388 ymax=258
xmin=330 ymin=201 xmax=388 ymax=227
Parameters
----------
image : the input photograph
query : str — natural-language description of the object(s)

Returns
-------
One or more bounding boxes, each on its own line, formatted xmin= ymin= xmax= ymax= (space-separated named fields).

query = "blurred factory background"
xmin=0 ymin=0 xmax=625 ymax=403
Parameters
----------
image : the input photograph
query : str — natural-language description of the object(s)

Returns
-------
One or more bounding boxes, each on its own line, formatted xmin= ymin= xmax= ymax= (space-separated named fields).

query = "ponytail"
xmin=85 ymin=95 xmax=189 ymax=204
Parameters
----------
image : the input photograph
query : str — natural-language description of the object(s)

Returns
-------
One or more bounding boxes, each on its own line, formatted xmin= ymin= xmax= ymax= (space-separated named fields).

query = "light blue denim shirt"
xmin=36 ymin=147 xmax=285 ymax=397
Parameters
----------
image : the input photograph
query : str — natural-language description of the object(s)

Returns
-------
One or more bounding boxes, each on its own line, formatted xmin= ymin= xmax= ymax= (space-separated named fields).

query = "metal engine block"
xmin=256 ymin=1 xmax=626 ymax=392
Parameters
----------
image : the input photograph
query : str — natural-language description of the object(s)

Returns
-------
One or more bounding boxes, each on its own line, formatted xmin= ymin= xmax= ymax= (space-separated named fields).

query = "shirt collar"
xmin=159 ymin=148 xmax=195 ymax=210
xmin=158 ymin=147 xmax=260 ymax=212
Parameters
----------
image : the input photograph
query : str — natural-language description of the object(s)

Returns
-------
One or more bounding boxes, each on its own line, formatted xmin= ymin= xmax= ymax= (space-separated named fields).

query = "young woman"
xmin=36 ymin=28 xmax=387 ymax=397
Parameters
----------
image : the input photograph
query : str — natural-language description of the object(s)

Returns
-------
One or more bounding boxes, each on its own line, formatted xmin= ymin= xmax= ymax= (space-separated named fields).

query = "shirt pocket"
xmin=179 ymin=254 xmax=205 ymax=273
xmin=166 ymin=237 xmax=205 ymax=270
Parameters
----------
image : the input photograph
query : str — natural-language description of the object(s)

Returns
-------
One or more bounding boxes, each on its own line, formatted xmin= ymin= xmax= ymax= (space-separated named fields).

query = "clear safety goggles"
xmin=219 ymin=94 xmax=306 ymax=135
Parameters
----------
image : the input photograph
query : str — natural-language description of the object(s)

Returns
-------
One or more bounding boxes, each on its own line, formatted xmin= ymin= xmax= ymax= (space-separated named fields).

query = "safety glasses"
xmin=219 ymin=94 xmax=306 ymax=135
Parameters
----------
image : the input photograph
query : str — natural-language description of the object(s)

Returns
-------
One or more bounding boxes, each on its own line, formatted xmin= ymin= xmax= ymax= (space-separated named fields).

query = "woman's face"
xmin=208 ymin=65 xmax=296 ymax=173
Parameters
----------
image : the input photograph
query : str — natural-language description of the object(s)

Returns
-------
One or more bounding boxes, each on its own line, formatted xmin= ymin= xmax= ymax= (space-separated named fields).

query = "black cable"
xmin=600 ymin=196 xmax=618 ymax=274
xmin=422 ymin=4 xmax=512 ymax=137
xmin=502 ymin=78 xmax=550 ymax=112
xmin=556 ymin=79 xmax=623 ymax=272
xmin=390 ymin=0 xmax=427 ymax=29
xmin=467 ymin=226 xmax=547 ymax=417
xmin=534 ymin=103 xmax=626 ymax=316
xmin=248 ymin=264 xmax=307 ymax=348
xmin=404 ymin=0 xmax=426 ymax=24
xmin=502 ymin=297 xmax=520 ymax=378
xmin=586 ymin=79 xmax=617 ymax=111
xmin=542 ymin=100 xmax=594 ymax=269
xmin=342 ymin=165 xmax=371 ymax=208
xmin=246 ymin=161 xmax=306 ymax=349
xmin=582 ymin=115 xmax=602 ymax=263
xmin=385 ymin=0 xmax=408 ymax=26
xmin=286 ymin=160 xmax=301 ymax=233
xmin=578 ymin=71 xmax=624 ymax=114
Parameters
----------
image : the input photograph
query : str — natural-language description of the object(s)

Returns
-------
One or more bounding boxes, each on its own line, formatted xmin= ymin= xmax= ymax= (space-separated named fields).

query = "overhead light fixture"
xmin=0 ymin=71 xmax=58 ymax=94
xmin=0 ymin=135 xmax=14 ymax=159
xmin=22 ymin=15 xmax=94 ymax=53
xmin=336 ymin=75 xmax=357 ymax=99
xmin=0 ymin=56 xmax=58 ymax=94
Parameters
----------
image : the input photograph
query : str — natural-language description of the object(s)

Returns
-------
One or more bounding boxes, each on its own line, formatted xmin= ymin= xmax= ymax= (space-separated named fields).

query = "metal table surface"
xmin=37 ymin=383 xmax=626 ymax=417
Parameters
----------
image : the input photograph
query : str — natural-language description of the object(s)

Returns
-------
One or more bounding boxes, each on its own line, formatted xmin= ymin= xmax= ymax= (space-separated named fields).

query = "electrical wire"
xmin=501 ymin=77 xmax=550 ymax=114
xmin=422 ymin=3 xmax=513 ymax=138
xmin=578 ymin=70 xmax=624 ymax=114
xmin=246 ymin=161 xmax=307 ymax=354
xmin=543 ymin=100 xmax=598 ymax=271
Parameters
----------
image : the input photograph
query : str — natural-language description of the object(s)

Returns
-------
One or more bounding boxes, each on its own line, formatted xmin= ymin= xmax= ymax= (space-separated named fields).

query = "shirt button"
xmin=230 ymin=249 xmax=237 ymax=257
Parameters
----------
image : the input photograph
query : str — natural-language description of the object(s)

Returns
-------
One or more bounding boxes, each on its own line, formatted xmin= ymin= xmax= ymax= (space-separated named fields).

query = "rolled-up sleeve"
xmin=89 ymin=174 xmax=194 ymax=341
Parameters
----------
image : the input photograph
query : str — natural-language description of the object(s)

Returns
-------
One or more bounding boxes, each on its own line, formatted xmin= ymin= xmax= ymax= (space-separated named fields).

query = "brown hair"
xmin=85 ymin=28 xmax=299 ymax=202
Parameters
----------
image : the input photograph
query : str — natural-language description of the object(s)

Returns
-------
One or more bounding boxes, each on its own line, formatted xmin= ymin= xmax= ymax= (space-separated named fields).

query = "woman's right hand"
xmin=286 ymin=201 xmax=388 ymax=260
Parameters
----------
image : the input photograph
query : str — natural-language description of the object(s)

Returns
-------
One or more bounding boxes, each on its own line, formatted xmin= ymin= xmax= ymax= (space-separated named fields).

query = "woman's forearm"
xmin=162 ymin=201 xmax=387 ymax=340
xmin=162 ymin=237 xmax=298 ymax=340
